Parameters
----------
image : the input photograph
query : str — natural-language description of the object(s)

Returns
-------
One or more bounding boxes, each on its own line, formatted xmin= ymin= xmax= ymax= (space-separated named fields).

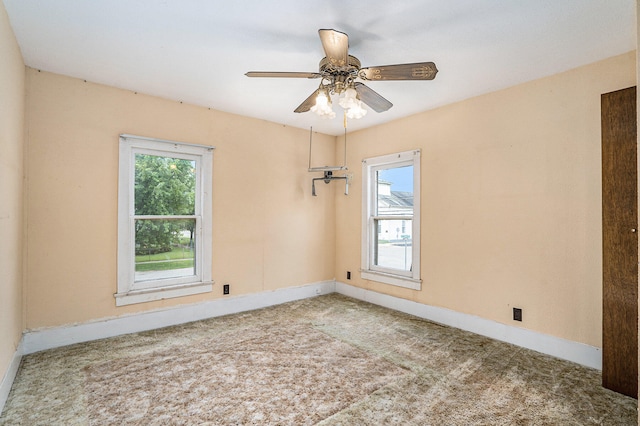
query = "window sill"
xmin=360 ymin=270 xmax=421 ymax=290
xmin=114 ymin=281 xmax=213 ymax=306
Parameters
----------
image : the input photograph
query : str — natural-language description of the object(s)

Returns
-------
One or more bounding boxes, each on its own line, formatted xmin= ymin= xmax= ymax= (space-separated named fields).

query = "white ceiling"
xmin=3 ymin=0 xmax=637 ymax=136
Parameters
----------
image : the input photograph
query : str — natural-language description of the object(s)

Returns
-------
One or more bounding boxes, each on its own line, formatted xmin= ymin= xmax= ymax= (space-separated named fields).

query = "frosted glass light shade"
xmin=310 ymin=91 xmax=336 ymax=119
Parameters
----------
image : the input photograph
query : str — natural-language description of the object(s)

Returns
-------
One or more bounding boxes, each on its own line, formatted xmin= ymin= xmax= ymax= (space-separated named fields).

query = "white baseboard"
xmin=0 ymin=341 xmax=22 ymax=415
xmin=22 ymin=280 xmax=336 ymax=355
xmin=335 ymin=282 xmax=602 ymax=370
xmin=18 ymin=279 xmax=601 ymax=369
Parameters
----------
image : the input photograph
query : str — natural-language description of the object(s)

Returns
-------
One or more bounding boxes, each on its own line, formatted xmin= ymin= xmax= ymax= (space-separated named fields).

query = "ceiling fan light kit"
xmin=245 ymin=28 xmax=438 ymax=121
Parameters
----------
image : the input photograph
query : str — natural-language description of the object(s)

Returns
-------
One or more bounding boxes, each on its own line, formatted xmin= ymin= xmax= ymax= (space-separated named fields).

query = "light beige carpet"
xmin=0 ymin=294 xmax=637 ymax=425
xmin=84 ymin=323 xmax=407 ymax=424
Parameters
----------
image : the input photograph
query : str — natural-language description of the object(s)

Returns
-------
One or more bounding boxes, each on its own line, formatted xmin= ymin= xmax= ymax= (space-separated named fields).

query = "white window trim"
xmin=116 ymin=134 xmax=214 ymax=306
xmin=361 ymin=149 xmax=421 ymax=290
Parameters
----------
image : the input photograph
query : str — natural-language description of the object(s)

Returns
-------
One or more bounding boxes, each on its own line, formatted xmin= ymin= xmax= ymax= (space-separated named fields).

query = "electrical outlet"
xmin=513 ymin=307 xmax=522 ymax=322
xmin=347 ymin=271 xmax=351 ymax=280
xmin=223 ymin=284 xmax=230 ymax=295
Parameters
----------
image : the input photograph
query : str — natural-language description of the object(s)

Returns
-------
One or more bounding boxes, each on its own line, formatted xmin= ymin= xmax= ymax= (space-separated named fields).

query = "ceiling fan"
xmin=245 ymin=29 xmax=438 ymax=119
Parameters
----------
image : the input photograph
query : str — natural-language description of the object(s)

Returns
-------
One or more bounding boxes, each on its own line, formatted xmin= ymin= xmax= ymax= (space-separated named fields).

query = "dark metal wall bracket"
xmin=312 ymin=170 xmax=349 ymax=196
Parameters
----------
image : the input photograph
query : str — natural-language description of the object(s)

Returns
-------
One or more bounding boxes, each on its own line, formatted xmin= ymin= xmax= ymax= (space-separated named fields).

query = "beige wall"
xmin=336 ymin=51 xmax=636 ymax=348
xmin=24 ymin=69 xmax=336 ymax=329
xmin=0 ymin=2 xmax=25 ymax=383
xmin=14 ymin=33 xmax=638 ymax=350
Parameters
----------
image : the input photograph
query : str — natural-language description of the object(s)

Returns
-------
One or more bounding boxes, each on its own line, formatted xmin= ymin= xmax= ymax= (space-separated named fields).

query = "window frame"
xmin=361 ymin=149 xmax=421 ymax=290
xmin=116 ymin=134 xmax=214 ymax=306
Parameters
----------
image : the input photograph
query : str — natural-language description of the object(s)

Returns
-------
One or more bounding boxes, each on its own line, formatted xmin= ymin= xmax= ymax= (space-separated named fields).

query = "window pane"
xmin=135 ymin=154 xmax=196 ymax=215
xmin=374 ymin=218 xmax=412 ymax=271
xmin=135 ymin=219 xmax=196 ymax=282
xmin=376 ymin=165 xmax=413 ymax=216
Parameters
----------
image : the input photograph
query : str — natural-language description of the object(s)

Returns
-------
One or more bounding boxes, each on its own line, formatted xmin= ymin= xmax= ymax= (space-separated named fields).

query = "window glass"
xmin=134 ymin=154 xmax=196 ymax=216
xmin=374 ymin=165 xmax=413 ymax=272
xmin=134 ymin=218 xmax=196 ymax=282
xmin=376 ymin=165 xmax=413 ymax=215
xmin=133 ymin=154 xmax=197 ymax=282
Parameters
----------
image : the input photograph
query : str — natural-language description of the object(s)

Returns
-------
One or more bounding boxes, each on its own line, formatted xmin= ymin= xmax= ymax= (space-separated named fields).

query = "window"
xmin=361 ymin=150 xmax=421 ymax=289
xmin=116 ymin=135 xmax=213 ymax=306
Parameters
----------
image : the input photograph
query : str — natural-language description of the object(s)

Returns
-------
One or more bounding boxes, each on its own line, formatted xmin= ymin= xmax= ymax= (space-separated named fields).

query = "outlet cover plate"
xmin=513 ymin=307 xmax=522 ymax=321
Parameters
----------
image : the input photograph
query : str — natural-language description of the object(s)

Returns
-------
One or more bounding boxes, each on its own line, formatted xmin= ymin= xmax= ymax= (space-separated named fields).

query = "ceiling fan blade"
xmin=318 ymin=29 xmax=349 ymax=68
xmin=354 ymin=82 xmax=393 ymax=112
xmin=294 ymin=89 xmax=320 ymax=113
xmin=359 ymin=62 xmax=438 ymax=81
xmin=245 ymin=71 xmax=321 ymax=79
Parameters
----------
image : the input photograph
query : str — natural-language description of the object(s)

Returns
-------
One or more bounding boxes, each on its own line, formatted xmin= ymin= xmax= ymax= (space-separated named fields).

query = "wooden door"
xmin=602 ymin=86 xmax=638 ymax=398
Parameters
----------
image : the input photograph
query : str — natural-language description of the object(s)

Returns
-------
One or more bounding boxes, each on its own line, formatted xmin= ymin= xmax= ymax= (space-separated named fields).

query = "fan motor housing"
xmin=319 ymin=55 xmax=361 ymax=74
